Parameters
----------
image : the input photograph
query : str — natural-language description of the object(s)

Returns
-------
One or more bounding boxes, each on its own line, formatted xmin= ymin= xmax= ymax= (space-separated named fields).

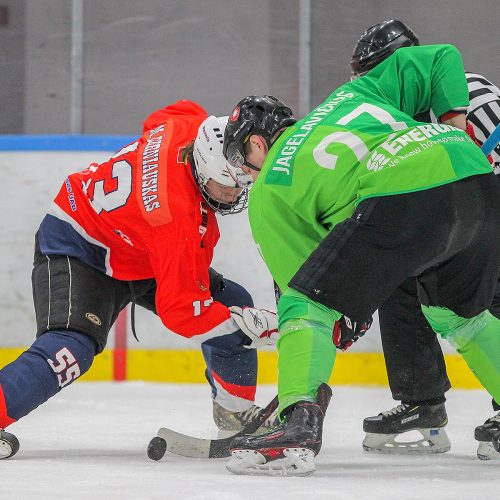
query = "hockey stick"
xmin=147 ymin=394 xmax=279 ymax=460
xmin=481 ymin=123 xmax=500 ymax=156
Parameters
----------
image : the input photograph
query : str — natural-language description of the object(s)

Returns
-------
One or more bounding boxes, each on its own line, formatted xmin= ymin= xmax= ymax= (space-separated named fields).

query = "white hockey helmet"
xmin=192 ymin=115 xmax=253 ymax=214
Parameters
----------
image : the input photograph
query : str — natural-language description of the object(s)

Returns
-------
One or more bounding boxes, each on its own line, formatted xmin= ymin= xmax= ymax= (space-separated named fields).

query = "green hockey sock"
xmin=276 ymin=288 xmax=339 ymax=417
xmin=422 ymin=306 xmax=500 ymax=403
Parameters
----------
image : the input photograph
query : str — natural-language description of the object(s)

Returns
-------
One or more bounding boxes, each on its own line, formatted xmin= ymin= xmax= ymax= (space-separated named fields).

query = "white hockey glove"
xmin=229 ymin=306 xmax=279 ymax=349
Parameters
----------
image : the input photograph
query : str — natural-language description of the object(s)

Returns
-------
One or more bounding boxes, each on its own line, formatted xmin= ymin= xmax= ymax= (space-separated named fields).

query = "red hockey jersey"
xmin=38 ymin=101 xmax=235 ymax=340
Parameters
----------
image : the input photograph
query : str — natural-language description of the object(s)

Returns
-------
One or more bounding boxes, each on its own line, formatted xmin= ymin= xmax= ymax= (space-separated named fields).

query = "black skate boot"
xmin=226 ymin=383 xmax=332 ymax=476
xmin=475 ymin=412 xmax=500 ymax=460
xmin=362 ymin=402 xmax=450 ymax=454
xmin=0 ymin=429 xmax=20 ymax=459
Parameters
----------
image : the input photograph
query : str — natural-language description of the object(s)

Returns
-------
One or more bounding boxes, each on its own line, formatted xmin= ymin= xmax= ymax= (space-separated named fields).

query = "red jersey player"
xmin=0 ymin=100 xmax=278 ymax=458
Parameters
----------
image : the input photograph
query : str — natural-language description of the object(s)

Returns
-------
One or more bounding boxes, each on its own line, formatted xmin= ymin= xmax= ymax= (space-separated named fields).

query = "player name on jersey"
xmin=141 ymin=125 xmax=164 ymax=212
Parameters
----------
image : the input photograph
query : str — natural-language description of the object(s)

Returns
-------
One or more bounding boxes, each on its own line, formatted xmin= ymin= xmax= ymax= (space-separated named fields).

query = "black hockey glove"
xmin=333 ymin=315 xmax=373 ymax=350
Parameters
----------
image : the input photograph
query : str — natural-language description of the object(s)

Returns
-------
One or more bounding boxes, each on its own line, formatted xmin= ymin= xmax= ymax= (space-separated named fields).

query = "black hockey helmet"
xmin=223 ymin=95 xmax=296 ymax=171
xmin=350 ymin=19 xmax=419 ymax=77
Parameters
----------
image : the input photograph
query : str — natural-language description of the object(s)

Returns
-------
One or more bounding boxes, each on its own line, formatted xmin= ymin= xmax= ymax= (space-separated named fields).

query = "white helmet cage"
xmin=192 ymin=116 xmax=253 ymax=214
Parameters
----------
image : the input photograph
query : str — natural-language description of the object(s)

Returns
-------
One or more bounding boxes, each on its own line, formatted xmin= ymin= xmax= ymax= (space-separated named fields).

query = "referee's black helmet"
xmin=350 ymin=19 xmax=419 ymax=77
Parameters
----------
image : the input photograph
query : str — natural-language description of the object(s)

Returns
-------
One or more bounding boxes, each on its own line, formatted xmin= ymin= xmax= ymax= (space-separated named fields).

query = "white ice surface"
xmin=3 ymin=383 xmax=499 ymax=500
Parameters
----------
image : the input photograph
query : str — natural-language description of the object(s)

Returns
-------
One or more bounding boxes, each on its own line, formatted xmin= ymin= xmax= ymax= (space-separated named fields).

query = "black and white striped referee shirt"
xmin=466 ymin=72 xmax=500 ymax=173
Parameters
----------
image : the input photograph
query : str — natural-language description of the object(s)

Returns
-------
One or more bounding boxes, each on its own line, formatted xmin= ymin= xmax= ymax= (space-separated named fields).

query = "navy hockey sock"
xmin=202 ymin=279 xmax=257 ymax=409
xmin=0 ymin=330 xmax=96 ymax=427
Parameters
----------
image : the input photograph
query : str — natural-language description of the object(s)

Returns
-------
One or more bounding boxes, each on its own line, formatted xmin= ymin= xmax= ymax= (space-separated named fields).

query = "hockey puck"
xmin=147 ymin=436 xmax=167 ymax=461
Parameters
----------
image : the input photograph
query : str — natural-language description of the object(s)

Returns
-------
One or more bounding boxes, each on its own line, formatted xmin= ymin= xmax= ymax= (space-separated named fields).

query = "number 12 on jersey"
xmin=192 ymin=298 xmax=214 ymax=317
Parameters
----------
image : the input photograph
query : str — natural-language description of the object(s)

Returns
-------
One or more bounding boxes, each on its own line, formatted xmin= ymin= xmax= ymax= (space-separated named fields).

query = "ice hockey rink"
xmin=1 ymin=2 xmax=500 ymax=499
xmin=3 ymin=382 xmax=499 ymax=500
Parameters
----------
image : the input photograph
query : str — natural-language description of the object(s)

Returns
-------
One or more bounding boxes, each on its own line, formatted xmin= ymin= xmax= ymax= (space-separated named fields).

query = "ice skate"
xmin=362 ymin=402 xmax=450 ymax=454
xmin=475 ymin=412 xmax=500 ymax=460
xmin=213 ymin=401 xmax=277 ymax=438
xmin=0 ymin=429 xmax=20 ymax=459
xmin=226 ymin=383 xmax=332 ymax=476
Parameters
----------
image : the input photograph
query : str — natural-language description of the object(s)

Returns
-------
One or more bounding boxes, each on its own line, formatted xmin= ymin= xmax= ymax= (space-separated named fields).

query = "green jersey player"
xmin=223 ymin=44 xmax=500 ymax=476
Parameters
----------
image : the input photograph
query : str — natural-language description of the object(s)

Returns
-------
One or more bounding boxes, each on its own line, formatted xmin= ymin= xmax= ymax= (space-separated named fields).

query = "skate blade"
xmin=477 ymin=441 xmax=500 ymax=461
xmin=226 ymin=448 xmax=316 ymax=476
xmin=0 ymin=441 xmax=13 ymax=459
xmin=362 ymin=428 xmax=451 ymax=455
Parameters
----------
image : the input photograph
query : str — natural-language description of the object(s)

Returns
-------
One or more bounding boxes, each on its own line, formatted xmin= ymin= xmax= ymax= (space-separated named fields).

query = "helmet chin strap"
xmin=244 ymin=160 xmax=261 ymax=172
xmin=251 ymin=128 xmax=287 ymax=172
xmin=242 ymin=133 xmax=276 ymax=173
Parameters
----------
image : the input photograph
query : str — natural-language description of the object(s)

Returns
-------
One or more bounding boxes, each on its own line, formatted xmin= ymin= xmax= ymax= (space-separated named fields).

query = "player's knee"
xmin=277 ymin=287 xmax=339 ymax=331
xmin=33 ymin=329 xmax=97 ymax=386
xmin=214 ymin=279 xmax=254 ymax=308
xmin=0 ymin=330 xmax=97 ymax=423
xmin=421 ymin=305 xmax=493 ymax=349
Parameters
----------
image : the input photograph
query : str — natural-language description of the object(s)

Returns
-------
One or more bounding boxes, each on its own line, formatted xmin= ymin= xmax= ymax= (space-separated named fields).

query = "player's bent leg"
xmin=276 ymin=289 xmax=337 ymax=417
xmin=203 ymin=343 xmax=260 ymax=436
xmin=422 ymin=306 xmax=500 ymax=460
xmin=0 ymin=329 xmax=96 ymax=458
xmin=203 ymin=278 xmax=261 ymax=434
xmin=421 ymin=307 xmax=500 ymax=403
xmin=226 ymin=289 xmax=337 ymax=476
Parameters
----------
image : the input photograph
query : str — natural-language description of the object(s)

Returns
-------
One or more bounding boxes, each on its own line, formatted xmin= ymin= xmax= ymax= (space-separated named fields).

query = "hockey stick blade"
xmin=155 ymin=395 xmax=279 ymax=459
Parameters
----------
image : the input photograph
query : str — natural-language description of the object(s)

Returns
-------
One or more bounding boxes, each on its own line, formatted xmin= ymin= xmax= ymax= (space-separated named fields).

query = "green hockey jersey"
xmin=249 ymin=45 xmax=493 ymax=292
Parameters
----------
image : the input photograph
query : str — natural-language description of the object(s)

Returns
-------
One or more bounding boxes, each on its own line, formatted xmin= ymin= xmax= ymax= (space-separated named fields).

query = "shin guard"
xmin=276 ymin=289 xmax=338 ymax=416
xmin=0 ymin=330 xmax=96 ymax=427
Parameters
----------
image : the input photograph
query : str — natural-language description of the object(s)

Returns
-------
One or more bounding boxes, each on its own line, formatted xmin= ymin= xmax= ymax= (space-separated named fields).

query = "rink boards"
xmin=0 ymin=347 xmax=483 ymax=388
xmin=0 ymin=138 xmax=479 ymax=389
